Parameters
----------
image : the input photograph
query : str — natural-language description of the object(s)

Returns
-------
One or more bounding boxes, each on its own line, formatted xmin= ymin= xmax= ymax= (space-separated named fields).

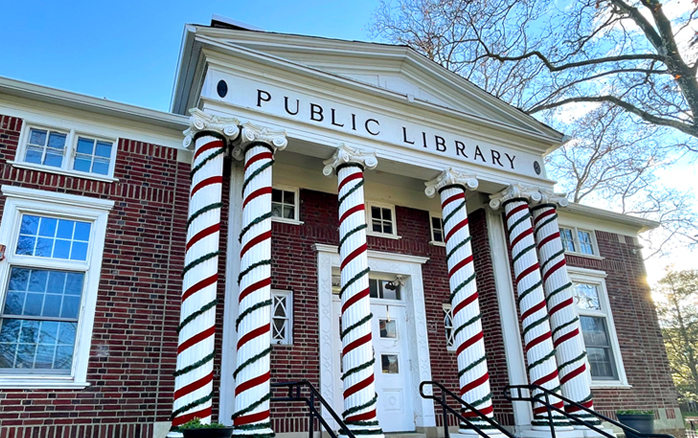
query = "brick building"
xmin=0 ymin=17 xmax=683 ymax=438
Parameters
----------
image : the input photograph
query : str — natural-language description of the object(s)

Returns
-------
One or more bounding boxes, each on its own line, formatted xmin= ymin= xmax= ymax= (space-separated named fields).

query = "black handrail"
xmin=505 ymin=384 xmax=675 ymax=438
xmin=420 ymin=381 xmax=515 ymax=438
xmin=271 ymin=380 xmax=356 ymax=438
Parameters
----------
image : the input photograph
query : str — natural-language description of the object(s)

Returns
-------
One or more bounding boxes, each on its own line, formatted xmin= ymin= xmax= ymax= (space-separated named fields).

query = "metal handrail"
xmin=420 ymin=381 xmax=515 ymax=438
xmin=505 ymin=384 xmax=675 ymax=438
xmin=271 ymin=380 xmax=356 ymax=438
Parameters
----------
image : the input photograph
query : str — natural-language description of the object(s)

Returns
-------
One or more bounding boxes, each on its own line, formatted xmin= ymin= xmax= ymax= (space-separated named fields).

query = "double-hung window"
xmin=0 ymin=186 xmax=113 ymax=388
xmin=568 ymin=268 xmax=628 ymax=387
xmin=430 ymin=215 xmax=445 ymax=246
xmin=14 ymin=124 xmax=118 ymax=180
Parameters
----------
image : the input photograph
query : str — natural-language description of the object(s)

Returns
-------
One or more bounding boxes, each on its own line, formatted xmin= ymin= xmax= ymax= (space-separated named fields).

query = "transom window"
xmin=369 ymin=278 xmax=401 ymax=300
xmin=569 ymin=269 xmax=627 ymax=386
xmin=271 ymin=290 xmax=292 ymax=345
xmin=367 ymin=202 xmax=397 ymax=237
xmin=430 ymin=216 xmax=445 ymax=245
xmin=17 ymin=125 xmax=117 ymax=179
xmin=16 ymin=215 xmax=91 ymax=261
xmin=560 ymin=226 xmax=597 ymax=256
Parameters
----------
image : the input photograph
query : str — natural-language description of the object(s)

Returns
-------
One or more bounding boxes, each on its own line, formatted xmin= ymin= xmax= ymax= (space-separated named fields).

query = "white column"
xmin=230 ymin=123 xmax=287 ymax=438
xmin=531 ymin=192 xmax=597 ymax=426
xmin=489 ymin=185 xmax=570 ymax=430
xmin=323 ymin=144 xmax=384 ymax=438
xmin=169 ymin=110 xmax=240 ymax=436
xmin=425 ymin=169 xmax=504 ymax=437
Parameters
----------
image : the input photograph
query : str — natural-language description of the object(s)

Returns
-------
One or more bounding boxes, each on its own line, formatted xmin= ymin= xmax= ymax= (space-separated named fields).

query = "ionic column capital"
xmin=424 ymin=167 xmax=479 ymax=198
xmin=232 ymin=121 xmax=288 ymax=160
xmin=322 ymin=143 xmax=377 ymax=176
xmin=488 ymin=183 xmax=543 ymax=210
xmin=182 ymin=108 xmax=240 ymax=149
xmin=536 ymin=188 xmax=570 ymax=208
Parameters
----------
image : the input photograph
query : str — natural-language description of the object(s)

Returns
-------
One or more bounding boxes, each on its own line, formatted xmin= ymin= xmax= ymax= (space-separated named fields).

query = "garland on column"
xmin=232 ymin=140 xmax=278 ymax=438
xmin=324 ymin=145 xmax=383 ymax=438
xmin=532 ymin=202 xmax=598 ymax=424
xmin=170 ymin=121 xmax=235 ymax=434
xmin=490 ymin=186 xmax=569 ymax=429
xmin=426 ymin=169 xmax=502 ymax=435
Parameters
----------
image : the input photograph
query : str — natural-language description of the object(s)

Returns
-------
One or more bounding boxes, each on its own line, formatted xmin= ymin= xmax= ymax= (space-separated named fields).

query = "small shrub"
xmin=179 ymin=418 xmax=229 ymax=429
xmin=617 ymin=410 xmax=654 ymax=416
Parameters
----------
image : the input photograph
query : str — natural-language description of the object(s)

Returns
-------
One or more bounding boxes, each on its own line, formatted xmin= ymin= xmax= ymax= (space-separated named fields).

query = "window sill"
xmin=7 ymin=160 xmax=118 ymax=183
xmin=367 ymin=232 xmax=402 ymax=240
xmin=429 ymin=240 xmax=446 ymax=247
xmin=564 ymin=251 xmax=605 ymax=261
xmin=271 ymin=217 xmax=304 ymax=226
xmin=590 ymin=382 xmax=632 ymax=389
xmin=0 ymin=378 xmax=90 ymax=390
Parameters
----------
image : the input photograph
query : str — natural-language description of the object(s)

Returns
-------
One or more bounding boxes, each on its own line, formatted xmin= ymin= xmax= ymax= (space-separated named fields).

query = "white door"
xmin=371 ymin=302 xmax=415 ymax=432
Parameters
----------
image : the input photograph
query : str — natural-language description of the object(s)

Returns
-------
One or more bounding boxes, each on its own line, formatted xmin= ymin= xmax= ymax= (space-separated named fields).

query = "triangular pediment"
xmin=180 ymin=26 xmax=563 ymax=143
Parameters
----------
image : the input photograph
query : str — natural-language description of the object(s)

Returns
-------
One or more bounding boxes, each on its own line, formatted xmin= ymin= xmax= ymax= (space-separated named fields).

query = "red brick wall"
xmin=566 ymin=231 xmax=680 ymax=420
xmin=0 ymin=114 xmax=206 ymax=436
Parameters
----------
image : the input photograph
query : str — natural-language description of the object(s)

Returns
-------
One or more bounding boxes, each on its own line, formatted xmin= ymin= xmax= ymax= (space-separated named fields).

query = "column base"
xmin=166 ymin=432 xmax=183 ymax=438
xmin=580 ymin=426 xmax=615 ymax=438
xmin=340 ymin=424 xmax=384 ymax=438
xmin=233 ymin=427 xmax=275 ymax=437
xmin=453 ymin=430 xmax=508 ymax=438
xmin=516 ymin=426 xmax=583 ymax=438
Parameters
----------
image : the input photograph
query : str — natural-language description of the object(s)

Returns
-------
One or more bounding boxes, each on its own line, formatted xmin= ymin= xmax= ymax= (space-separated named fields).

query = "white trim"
xmin=366 ymin=201 xmax=399 ymax=238
xmin=429 ymin=214 xmax=446 ymax=246
xmin=0 ymin=187 xmax=112 ymax=389
xmin=559 ymin=225 xmax=601 ymax=258
xmin=314 ymin=244 xmax=435 ymax=430
xmin=271 ymin=217 xmax=304 ymax=226
xmin=271 ymin=185 xmax=301 ymax=223
xmin=567 ymin=267 xmax=629 ymax=388
xmin=271 ymin=289 xmax=293 ymax=345
xmin=485 ymin=208 xmax=532 ymax=430
xmin=442 ymin=303 xmax=456 ymax=352
xmin=15 ymin=122 xmax=119 ymax=180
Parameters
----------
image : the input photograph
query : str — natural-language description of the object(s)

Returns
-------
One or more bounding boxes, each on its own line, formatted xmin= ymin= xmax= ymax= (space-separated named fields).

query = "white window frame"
xmin=559 ymin=225 xmax=600 ymax=258
xmin=442 ymin=303 xmax=455 ymax=352
xmin=568 ymin=267 xmax=629 ymax=388
xmin=0 ymin=185 xmax=113 ymax=388
xmin=366 ymin=201 xmax=400 ymax=239
xmin=270 ymin=289 xmax=293 ymax=345
xmin=9 ymin=122 xmax=119 ymax=183
xmin=270 ymin=185 xmax=303 ymax=225
xmin=430 ymin=214 xmax=446 ymax=247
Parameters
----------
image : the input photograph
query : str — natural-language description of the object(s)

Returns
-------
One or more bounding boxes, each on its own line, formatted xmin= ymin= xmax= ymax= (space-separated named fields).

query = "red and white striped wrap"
xmin=171 ymin=110 xmax=239 ymax=434
xmin=232 ymin=124 xmax=287 ymax=438
xmin=324 ymin=145 xmax=383 ymax=437
xmin=498 ymin=195 xmax=567 ymax=426
xmin=531 ymin=202 xmax=595 ymax=420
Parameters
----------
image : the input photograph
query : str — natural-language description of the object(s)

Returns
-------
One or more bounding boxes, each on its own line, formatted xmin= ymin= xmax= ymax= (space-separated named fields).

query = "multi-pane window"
xmin=271 ymin=290 xmax=292 ymax=345
xmin=0 ymin=185 xmax=113 ymax=387
xmin=368 ymin=203 xmax=396 ymax=236
xmin=443 ymin=303 xmax=455 ymax=350
xmin=560 ymin=226 xmax=597 ymax=256
xmin=430 ymin=216 xmax=445 ymax=244
xmin=19 ymin=126 xmax=116 ymax=178
xmin=271 ymin=187 xmax=299 ymax=222
xmin=571 ymin=277 xmax=624 ymax=383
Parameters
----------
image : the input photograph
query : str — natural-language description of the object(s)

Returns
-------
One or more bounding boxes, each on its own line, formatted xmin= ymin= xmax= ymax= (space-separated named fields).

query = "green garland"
xmin=234 ymin=346 xmax=272 ymax=379
xmin=231 ymin=392 xmax=272 ymax=420
xmin=459 ymin=355 xmax=487 ymax=377
xmin=527 ymin=349 xmax=557 ymax=371
xmin=338 ymin=224 xmax=367 ymax=253
xmin=541 ymin=248 xmax=565 ymax=272
xmin=443 ymin=200 xmax=465 ymax=226
xmin=171 ymin=392 xmax=213 ymax=419
xmin=534 ymin=213 xmax=559 ymax=234
xmin=446 ymin=236 xmax=471 ymax=263
xmin=233 ymin=422 xmax=272 ymax=431
xmin=182 ymin=251 xmax=220 ymax=278
xmin=338 ymin=179 xmax=365 ymax=206
xmin=342 ymin=393 xmax=378 ymax=418
xmin=236 ymin=299 xmax=272 ymax=331
xmin=512 ymin=243 xmax=536 ymax=264
xmin=339 ymin=267 xmax=371 ymax=300
xmin=174 ymin=352 xmax=215 ymax=377
xmin=452 ymin=313 xmax=481 ymax=339
xmin=187 ymin=202 xmax=223 ymax=229
xmin=517 ymin=280 xmax=543 ymax=304
xmin=468 ymin=392 xmax=493 ymax=408
xmin=242 ymin=159 xmax=275 ymax=193
xmin=341 ymin=313 xmax=373 ymax=340
xmin=509 ymin=211 xmax=532 ymax=233
xmin=544 ymin=282 xmax=572 ymax=305
xmin=190 ymin=147 xmax=226 ymax=179
xmin=449 ymin=272 xmax=476 ymax=302
xmin=342 ymin=357 xmax=375 ymax=381
xmin=239 ymin=212 xmax=273 ymax=243
xmin=552 ymin=316 xmax=579 ymax=338
xmin=238 ymin=259 xmax=272 ymax=284
xmin=178 ymin=299 xmax=218 ymax=333
xmin=558 ymin=351 xmax=587 ymax=371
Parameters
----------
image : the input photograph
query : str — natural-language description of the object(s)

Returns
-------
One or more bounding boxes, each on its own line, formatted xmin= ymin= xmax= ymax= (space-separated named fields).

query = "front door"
xmin=371 ymin=301 xmax=415 ymax=432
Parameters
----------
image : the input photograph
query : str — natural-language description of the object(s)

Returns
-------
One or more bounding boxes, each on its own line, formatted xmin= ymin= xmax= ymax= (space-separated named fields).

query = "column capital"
xmin=424 ymin=167 xmax=479 ymax=198
xmin=488 ymin=183 xmax=542 ymax=210
xmin=182 ymin=109 xmax=240 ymax=149
xmin=535 ymin=188 xmax=570 ymax=208
xmin=232 ymin=121 xmax=288 ymax=160
xmin=322 ymin=143 xmax=377 ymax=176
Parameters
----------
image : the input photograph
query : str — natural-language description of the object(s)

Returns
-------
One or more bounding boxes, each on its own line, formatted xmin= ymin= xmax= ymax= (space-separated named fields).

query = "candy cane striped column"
xmin=231 ymin=123 xmax=287 ymax=438
xmin=425 ymin=169 xmax=504 ymax=437
xmin=489 ymin=186 xmax=569 ymax=430
xmin=323 ymin=145 xmax=383 ymax=438
xmin=531 ymin=194 xmax=597 ymax=426
xmin=169 ymin=110 xmax=240 ymax=436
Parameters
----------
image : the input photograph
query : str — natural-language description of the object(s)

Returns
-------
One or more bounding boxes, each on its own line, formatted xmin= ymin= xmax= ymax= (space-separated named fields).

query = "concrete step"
xmin=385 ymin=433 xmax=427 ymax=438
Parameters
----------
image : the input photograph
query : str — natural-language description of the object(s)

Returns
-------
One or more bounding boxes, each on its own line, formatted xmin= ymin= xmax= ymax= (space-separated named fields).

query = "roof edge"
xmin=561 ymin=202 xmax=660 ymax=234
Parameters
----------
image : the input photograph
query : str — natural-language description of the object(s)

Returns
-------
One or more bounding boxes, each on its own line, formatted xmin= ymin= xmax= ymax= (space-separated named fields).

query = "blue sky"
xmin=1 ymin=0 xmax=381 ymax=112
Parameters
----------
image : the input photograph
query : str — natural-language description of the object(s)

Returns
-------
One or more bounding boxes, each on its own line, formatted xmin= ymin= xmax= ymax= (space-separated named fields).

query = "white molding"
xmin=2 ymin=185 xmax=115 ymax=210
xmin=313 ymin=244 xmax=435 ymax=429
xmin=271 ymin=217 xmax=304 ymax=226
xmin=271 ymin=184 xmax=301 ymax=223
xmin=429 ymin=240 xmax=446 ymax=248
xmin=366 ymin=201 xmax=399 ymax=238
xmin=567 ymin=266 xmax=608 ymax=279
xmin=559 ymin=225 xmax=601 ymax=258
xmin=0 ymin=187 xmax=112 ymax=388
xmin=485 ymin=208 xmax=532 ymax=429
xmin=271 ymin=289 xmax=293 ymax=345
xmin=7 ymin=161 xmax=119 ymax=183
